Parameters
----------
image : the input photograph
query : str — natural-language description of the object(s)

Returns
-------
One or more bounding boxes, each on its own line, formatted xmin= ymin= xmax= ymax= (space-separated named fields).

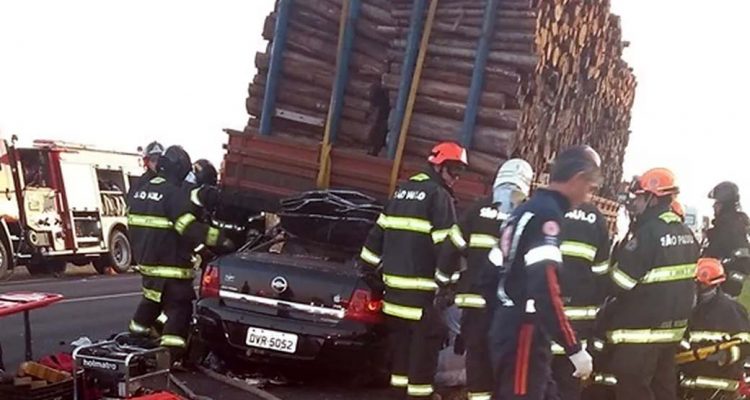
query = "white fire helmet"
xmin=493 ymin=159 xmax=534 ymax=196
xmin=493 ymin=159 xmax=534 ymax=214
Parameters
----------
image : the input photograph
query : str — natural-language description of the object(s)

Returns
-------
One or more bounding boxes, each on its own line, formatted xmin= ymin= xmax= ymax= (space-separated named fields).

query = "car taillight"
xmin=201 ymin=263 xmax=220 ymax=299
xmin=344 ymin=289 xmax=383 ymax=324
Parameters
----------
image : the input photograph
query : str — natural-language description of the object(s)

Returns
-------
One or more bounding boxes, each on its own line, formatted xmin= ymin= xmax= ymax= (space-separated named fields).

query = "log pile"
xmin=236 ymin=0 xmax=636 ymax=201
xmin=245 ymin=0 xmax=395 ymax=147
xmin=386 ymin=0 xmax=635 ymax=198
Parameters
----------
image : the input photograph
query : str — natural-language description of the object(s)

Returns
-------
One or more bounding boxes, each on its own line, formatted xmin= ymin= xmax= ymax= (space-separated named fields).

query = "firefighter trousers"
xmin=608 ymin=343 xmax=677 ymax=400
xmin=493 ymin=323 xmax=559 ymax=400
xmin=130 ymin=277 xmax=195 ymax=360
xmin=387 ymin=308 xmax=447 ymax=399
xmin=461 ymin=308 xmax=493 ymax=400
xmin=551 ymin=356 xmax=581 ymax=400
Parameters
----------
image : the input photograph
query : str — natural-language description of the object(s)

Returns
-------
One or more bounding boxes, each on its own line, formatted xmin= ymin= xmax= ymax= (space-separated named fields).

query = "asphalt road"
xmin=0 ymin=270 xmax=406 ymax=399
xmin=0 ymin=271 xmax=142 ymax=368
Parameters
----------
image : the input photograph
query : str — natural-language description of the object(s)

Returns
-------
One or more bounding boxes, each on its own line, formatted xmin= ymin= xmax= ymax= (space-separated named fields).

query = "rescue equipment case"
xmin=72 ymin=334 xmax=170 ymax=399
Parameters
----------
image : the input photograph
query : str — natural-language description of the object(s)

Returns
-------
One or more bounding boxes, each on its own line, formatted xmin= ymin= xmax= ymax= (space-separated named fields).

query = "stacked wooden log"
xmin=238 ymin=0 xmax=636 ymax=200
xmin=386 ymin=0 xmax=635 ymax=198
xmin=514 ymin=1 xmax=637 ymax=198
xmin=245 ymin=0 xmax=395 ymax=148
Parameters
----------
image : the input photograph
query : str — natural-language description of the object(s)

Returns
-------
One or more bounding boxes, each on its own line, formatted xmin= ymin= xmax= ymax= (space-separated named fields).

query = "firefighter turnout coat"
xmin=604 ymin=206 xmax=699 ymax=345
xmin=555 ymin=203 xmax=611 ymax=351
xmin=681 ymin=291 xmax=750 ymax=393
xmin=128 ymin=176 xmax=223 ymax=293
xmin=360 ymin=169 xmax=458 ymax=321
xmin=704 ymin=209 xmax=750 ymax=294
xmin=436 ymin=196 xmax=505 ymax=309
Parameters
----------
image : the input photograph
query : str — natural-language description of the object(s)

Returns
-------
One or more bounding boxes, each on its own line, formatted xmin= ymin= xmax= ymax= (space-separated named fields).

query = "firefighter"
xmin=551 ymin=202 xmax=611 ymax=400
xmin=185 ymin=159 xmax=220 ymax=215
xmin=359 ymin=141 xmax=468 ymax=399
xmin=680 ymin=257 xmax=750 ymax=400
xmin=127 ymin=145 xmax=231 ymax=364
xmin=129 ymin=141 xmax=165 ymax=197
xmin=488 ymin=145 xmax=601 ymax=400
xmin=153 ymin=159 xmax=221 ymax=336
xmin=434 ymin=158 xmax=535 ymax=400
xmin=704 ymin=181 xmax=750 ymax=297
xmin=602 ymin=168 xmax=699 ymax=400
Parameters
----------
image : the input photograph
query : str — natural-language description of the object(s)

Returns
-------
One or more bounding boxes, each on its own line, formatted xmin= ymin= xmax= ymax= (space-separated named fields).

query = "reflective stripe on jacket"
xmin=359 ymin=169 xmax=457 ymax=319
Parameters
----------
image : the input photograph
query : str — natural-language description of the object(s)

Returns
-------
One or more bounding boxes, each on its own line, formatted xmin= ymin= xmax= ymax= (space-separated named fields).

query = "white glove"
xmin=568 ymin=348 xmax=593 ymax=379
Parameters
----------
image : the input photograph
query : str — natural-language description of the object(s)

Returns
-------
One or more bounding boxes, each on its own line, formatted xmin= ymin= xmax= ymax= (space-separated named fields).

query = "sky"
xmin=0 ymin=0 xmax=748 ymax=215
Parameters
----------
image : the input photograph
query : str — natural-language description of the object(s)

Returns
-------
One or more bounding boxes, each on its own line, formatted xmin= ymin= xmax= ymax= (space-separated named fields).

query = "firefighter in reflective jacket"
xmin=359 ymin=141 xmax=467 ymax=399
xmin=127 ymin=146 xmax=230 ymax=362
xmin=552 ymin=202 xmax=610 ymax=400
xmin=129 ymin=141 xmax=165 ymax=198
xmin=602 ymin=168 xmax=699 ymax=400
xmin=680 ymin=257 xmax=750 ymax=399
xmin=704 ymin=181 xmax=750 ymax=297
xmin=489 ymin=146 xmax=601 ymax=400
xmin=152 ymin=158 xmax=222 ymax=335
xmin=185 ymin=159 xmax=220 ymax=216
xmin=434 ymin=159 xmax=534 ymax=400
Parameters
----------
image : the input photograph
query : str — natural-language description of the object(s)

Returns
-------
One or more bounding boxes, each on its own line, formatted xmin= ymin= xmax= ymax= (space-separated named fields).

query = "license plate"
xmin=245 ymin=327 xmax=298 ymax=354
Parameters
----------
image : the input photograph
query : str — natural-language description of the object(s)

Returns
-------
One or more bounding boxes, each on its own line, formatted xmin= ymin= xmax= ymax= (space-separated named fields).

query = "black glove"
xmin=356 ymin=262 xmax=384 ymax=291
xmin=453 ymin=334 xmax=466 ymax=356
xmin=433 ymin=286 xmax=455 ymax=310
xmin=723 ymin=271 xmax=745 ymax=297
xmin=196 ymin=185 xmax=221 ymax=212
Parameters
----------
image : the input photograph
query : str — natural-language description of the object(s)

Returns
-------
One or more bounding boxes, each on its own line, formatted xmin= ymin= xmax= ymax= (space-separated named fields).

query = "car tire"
xmin=94 ymin=230 xmax=132 ymax=274
xmin=0 ymin=240 xmax=11 ymax=281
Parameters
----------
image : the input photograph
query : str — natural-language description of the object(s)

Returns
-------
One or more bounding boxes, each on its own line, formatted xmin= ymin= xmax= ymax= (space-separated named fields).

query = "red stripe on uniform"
xmin=514 ymin=324 xmax=534 ymax=396
xmin=545 ymin=265 xmax=577 ymax=347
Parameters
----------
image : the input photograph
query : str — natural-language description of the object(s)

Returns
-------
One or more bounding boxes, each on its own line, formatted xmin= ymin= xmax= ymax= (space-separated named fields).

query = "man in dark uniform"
xmin=680 ymin=257 xmax=750 ymax=399
xmin=602 ymin=168 xmax=699 ymax=400
xmin=489 ymin=146 xmax=602 ymax=400
xmin=153 ymin=158 xmax=222 ymax=336
xmin=434 ymin=158 xmax=535 ymax=400
xmin=184 ymin=159 xmax=220 ymax=215
xmin=552 ymin=202 xmax=611 ymax=400
xmin=127 ymin=146 xmax=231 ymax=364
xmin=359 ymin=141 xmax=468 ymax=399
xmin=703 ymin=181 xmax=750 ymax=296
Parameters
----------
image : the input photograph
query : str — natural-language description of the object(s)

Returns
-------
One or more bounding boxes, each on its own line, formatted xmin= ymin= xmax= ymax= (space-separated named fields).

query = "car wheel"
xmin=0 ymin=241 xmax=11 ymax=281
xmin=94 ymin=230 xmax=132 ymax=274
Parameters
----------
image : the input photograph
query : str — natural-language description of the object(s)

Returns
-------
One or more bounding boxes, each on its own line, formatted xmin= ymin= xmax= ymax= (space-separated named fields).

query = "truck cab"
xmin=0 ymin=138 xmax=143 ymax=279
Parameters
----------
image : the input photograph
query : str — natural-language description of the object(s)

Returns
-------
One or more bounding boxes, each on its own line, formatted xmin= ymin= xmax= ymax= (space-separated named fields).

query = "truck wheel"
xmin=0 ymin=241 xmax=11 ymax=281
xmin=94 ymin=230 xmax=132 ymax=274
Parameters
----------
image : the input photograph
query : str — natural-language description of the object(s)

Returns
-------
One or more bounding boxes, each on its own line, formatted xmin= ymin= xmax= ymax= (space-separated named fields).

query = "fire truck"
xmin=0 ymin=137 xmax=143 ymax=280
